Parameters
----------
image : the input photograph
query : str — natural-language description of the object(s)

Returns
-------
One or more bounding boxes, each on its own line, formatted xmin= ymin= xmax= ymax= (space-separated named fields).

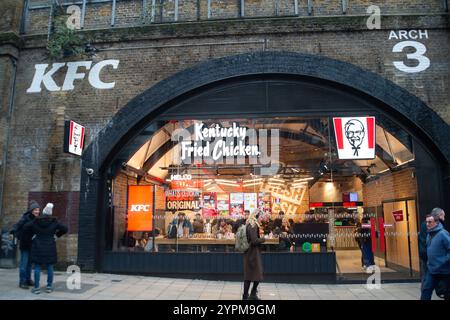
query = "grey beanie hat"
xmin=42 ymin=203 xmax=54 ymax=216
xmin=29 ymin=201 xmax=40 ymax=211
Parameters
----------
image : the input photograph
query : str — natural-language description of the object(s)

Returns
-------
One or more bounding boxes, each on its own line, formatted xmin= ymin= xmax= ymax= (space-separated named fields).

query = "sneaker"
xmin=249 ymin=291 xmax=261 ymax=300
xmin=26 ymin=280 xmax=34 ymax=286
xmin=46 ymin=286 xmax=53 ymax=293
xmin=31 ymin=288 xmax=41 ymax=294
xmin=19 ymin=283 xmax=29 ymax=290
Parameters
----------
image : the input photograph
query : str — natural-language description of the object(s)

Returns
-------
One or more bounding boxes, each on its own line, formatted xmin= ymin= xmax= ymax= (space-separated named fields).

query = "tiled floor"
xmin=0 ymin=267 xmax=440 ymax=300
xmin=336 ymin=249 xmax=396 ymax=273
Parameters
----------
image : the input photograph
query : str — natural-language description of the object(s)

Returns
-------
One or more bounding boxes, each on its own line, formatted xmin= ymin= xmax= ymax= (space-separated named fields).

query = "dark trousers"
xmin=19 ymin=249 xmax=32 ymax=284
xmin=243 ymin=281 xmax=259 ymax=296
xmin=420 ymin=272 xmax=450 ymax=300
xmin=362 ymin=242 xmax=375 ymax=267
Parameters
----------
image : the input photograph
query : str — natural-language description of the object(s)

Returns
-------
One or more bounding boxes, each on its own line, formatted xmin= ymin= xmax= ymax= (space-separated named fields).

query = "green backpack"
xmin=235 ymin=224 xmax=249 ymax=252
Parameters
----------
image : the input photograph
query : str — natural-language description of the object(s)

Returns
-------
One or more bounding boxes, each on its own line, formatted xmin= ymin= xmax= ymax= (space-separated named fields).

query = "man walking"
xmin=10 ymin=201 xmax=40 ymax=289
xmin=420 ymin=212 xmax=450 ymax=300
xmin=419 ymin=208 xmax=446 ymax=291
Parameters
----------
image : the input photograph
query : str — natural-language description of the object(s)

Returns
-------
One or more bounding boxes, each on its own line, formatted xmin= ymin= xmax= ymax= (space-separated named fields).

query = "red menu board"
xmin=202 ymin=192 xmax=217 ymax=217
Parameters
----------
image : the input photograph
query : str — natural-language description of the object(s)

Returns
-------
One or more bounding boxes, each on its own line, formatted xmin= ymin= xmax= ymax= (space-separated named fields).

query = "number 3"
xmin=392 ymin=41 xmax=430 ymax=73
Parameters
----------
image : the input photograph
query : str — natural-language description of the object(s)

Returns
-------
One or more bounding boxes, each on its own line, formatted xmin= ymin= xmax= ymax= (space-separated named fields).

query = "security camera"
xmin=86 ymin=168 xmax=94 ymax=176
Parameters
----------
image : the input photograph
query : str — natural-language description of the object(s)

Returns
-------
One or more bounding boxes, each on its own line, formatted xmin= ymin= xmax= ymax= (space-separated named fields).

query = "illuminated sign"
xmin=333 ymin=117 xmax=376 ymax=160
xmin=63 ymin=120 xmax=85 ymax=156
xmin=180 ymin=122 xmax=261 ymax=161
xmin=127 ymin=185 xmax=153 ymax=231
xmin=165 ymin=190 xmax=200 ymax=211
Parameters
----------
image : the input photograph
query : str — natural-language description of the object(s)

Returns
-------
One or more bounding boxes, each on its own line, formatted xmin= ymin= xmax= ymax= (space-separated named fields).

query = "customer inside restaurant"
xmin=110 ymin=117 xmax=420 ymax=278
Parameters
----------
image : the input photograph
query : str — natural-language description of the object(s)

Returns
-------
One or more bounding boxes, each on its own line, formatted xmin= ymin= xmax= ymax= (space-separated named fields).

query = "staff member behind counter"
xmin=168 ymin=212 xmax=193 ymax=238
xmin=192 ymin=213 xmax=205 ymax=233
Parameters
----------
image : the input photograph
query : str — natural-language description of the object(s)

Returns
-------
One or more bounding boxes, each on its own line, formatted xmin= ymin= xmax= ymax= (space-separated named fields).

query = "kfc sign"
xmin=26 ymin=59 xmax=119 ymax=93
xmin=130 ymin=205 xmax=151 ymax=212
xmin=63 ymin=120 xmax=85 ymax=156
xmin=127 ymin=185 xmax=153 ymax=231
xmin=333 ymin=116 xmax=376 ymax=160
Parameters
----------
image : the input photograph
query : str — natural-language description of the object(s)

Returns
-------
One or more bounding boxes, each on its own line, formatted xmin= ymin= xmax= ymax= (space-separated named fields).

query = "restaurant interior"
xmin=110 ymin=117 xmax=420 ymax=278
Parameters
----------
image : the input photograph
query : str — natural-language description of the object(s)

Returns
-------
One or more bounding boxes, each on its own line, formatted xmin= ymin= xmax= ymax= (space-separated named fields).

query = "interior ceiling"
xmin=125 ymin=119 xmax=414 ymax=185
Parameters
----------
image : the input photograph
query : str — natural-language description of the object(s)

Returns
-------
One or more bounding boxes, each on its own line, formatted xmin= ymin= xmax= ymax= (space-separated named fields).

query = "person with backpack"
xmin=241 ymin=209 xmax=265 ymax=300
xmin=420 ymin=212 xmax=450 ymax=300
xmin=9 ymin=201 xmax=40 ymax=289
xmin=23 ymin=203 xmax=68 ymax=294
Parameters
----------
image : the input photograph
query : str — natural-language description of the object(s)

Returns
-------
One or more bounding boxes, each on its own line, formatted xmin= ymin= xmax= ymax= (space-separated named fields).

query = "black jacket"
xmin=24 ymin=216 xmax=68 ymax=265
xmin=10 ymin=211 xmax=36 ymax=250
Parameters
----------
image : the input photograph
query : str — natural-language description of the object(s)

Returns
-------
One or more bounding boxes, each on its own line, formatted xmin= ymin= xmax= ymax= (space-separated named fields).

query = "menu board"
xmin=217 ymin=193 xmax=230 ymax=215
xmin=230 ymin=193 xmax=244 ymax=216
xmin=244 ymin=193 xmax=257 ymax=212
xmin=202 ymin=192 xmax=217 ymax=217
xmin=258 ymin=192 xmax=271 ymax=214
xmin=165 ymin=190 xmax=201 ymax=212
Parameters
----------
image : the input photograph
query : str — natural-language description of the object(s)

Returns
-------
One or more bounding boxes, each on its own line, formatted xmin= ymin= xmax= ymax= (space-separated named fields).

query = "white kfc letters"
xmin=27 ymin=59 xmax=119 ymax=93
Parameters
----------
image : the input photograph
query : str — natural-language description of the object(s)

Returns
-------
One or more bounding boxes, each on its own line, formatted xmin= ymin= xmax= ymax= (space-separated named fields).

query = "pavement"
xmin=0 ymin=268 xmax=441 ymax=300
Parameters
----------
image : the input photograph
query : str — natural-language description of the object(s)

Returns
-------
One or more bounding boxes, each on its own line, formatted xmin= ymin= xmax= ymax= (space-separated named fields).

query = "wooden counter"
xmin=154 ymin=237 xmax=279 ymax=245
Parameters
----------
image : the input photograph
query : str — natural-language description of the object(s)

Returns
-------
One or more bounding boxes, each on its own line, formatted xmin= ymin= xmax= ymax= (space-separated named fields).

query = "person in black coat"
xmin=10 ymin=201 xmax=40 ymax=289
xmin=23 ymin=203 xmax=68 ymax=294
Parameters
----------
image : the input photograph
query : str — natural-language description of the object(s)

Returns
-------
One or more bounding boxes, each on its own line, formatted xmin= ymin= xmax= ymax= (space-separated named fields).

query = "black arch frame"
xmin=77 ymin=51 xmax=450 ymax=271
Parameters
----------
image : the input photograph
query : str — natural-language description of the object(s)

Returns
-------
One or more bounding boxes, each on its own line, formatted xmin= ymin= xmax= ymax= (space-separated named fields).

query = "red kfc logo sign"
xmin=333 ymin=116 xmax=376 ymax=159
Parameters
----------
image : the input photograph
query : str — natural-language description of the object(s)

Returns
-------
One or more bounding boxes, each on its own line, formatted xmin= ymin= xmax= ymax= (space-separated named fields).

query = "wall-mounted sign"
xmin=180 ymin=122 xmax=261 ymax=161
xmin=63 ymin=120 xmax=85 ymax=156
xmin=244 ymin=193 xmax=257 ymax=212
xmin=170 ymin=174 xmax=192 ymax=181
xmin=392 ymin=210 xmax=404 ymax=222
xmin=389 ymin=29 xmax=430 ymax=73
xmin=202 ymin=192 xmax=217 ymax=217
xmin=217 ymin=193 xmax=230 ymax=215
xmin=127 ymin=185 xmax=153 ymax=231
xmin=27 ymin=59 xmax=119 ymax=93
xmin=170 ymin=180 xmax=203 ymax=190
xmin=165 ymin=190 xmax=200 ymax=211
xmin=230 ymin=192 xmax=244 ymax=216
xmin=333 ymin=116 xmax=376 ymax=160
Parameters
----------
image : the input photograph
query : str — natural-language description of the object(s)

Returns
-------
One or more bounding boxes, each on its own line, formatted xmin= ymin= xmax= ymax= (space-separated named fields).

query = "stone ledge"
xmin=21 ymin=13 xmax=450 ymax=49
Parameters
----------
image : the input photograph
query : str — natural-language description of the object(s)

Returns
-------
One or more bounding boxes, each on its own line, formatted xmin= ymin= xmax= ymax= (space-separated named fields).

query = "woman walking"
xmin=24 ymin=203 xmax=68 ymax=294
xmin=243 ymin=209 xmax=265 ymax=300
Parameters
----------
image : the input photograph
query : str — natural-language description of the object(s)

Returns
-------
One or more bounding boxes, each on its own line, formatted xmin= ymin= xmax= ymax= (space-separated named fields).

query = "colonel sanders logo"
xmin=344 ymin=119 xmax=365 ymax=156
xmin=333 ymin=116 xmax=375 ymax=160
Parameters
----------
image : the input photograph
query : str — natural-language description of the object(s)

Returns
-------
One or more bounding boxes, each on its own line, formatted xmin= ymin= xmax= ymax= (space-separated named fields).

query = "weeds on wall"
xmin=46 ymin=6 xmax=84 ymax=59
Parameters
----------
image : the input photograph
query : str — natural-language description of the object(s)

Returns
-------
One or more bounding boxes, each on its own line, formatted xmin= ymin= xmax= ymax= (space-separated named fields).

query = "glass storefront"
xmin=108 ymin=116 xmax=421 ymax=280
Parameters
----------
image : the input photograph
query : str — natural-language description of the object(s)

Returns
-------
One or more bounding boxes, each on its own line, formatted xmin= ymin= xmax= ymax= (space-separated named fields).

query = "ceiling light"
xmin=243 ymin=182 xmax=263 ymax=187
xmin=243 ymin=178 xmax=263 ymax=183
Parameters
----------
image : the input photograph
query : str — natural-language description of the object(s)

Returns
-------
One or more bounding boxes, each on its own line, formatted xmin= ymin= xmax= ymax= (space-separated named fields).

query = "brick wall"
xmin=0 ymin=1 xmax=448 ymax=265
xmin=84 ymin=2 xmax=113 ymax=30
xmin=21 ymin=0 xmax=448 ymax=32
xmin=362 ymin=168 xmax=417 ymax=207
xmin=0 ymin=0 xmax=24 ymax=33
